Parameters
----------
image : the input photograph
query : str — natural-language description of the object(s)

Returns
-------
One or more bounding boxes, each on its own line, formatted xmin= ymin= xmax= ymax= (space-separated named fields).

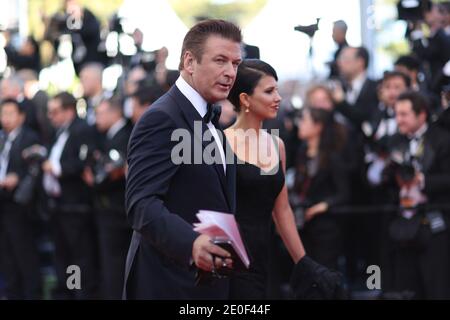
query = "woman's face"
xmin=245 ymin=75 xmax=281 ymax=120
xmin=307 ymin=88 xmax=333 ymax=111
xmin=298 ymin=109 xmax=322 ymax=140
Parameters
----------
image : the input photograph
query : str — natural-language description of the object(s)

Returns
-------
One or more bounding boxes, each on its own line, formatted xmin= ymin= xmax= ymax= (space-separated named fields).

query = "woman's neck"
xmin=307 ymin=136 xmax=320 ymax=157
xmin=231 ymin=113 xmax=263 ymax=132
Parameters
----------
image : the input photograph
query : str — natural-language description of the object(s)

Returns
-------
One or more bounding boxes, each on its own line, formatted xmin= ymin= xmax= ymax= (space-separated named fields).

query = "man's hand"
xmin=42 ymin=160 xmax=54 ymax=174
xmin=330 ymin=81 xmax=345 ymax=104
xmin=0 ymin=173 xmax=19 ymax=191
xmin=192 ymin=234 xmax=233 ymax=272
xmin=82 ymin=167 xmax=95 ymax=187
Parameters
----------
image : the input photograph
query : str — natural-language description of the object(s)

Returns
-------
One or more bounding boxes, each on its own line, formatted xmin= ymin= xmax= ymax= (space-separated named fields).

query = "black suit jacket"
xmin=50 ymin=117 xmax=94 ymax=210
xmin=0 ymin=126 xmax=40 ymax=201
xmin=336 ymin=78 xmax=379 ymax=128
xmin=124 ymin=85 xmax=236 ymax=299
xmin=388 ymin=125 xmax=450 ymax=205
xmin=294 ymin=146 xmax=350 ymax=209
xmin=94 ymin=121 xmax=132 ymax=211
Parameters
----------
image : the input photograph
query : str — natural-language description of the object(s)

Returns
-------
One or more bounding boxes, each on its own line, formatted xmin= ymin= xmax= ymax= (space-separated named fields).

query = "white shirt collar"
xmin=412 ymin=122 xmax=428 ymax=140
xmin=107 ymin=118 xmax=127 ymax=139
xmin=7 ymin=126 xmax=22 ymax=142
xmin=175 ymin=76 xmax=208 ymax=118
xmin=350 ymin=72 xmax=367 ymax=96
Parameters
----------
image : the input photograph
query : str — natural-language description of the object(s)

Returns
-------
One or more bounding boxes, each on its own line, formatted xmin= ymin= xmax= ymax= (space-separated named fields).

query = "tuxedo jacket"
xmin=0 ymin=126 xmax=40 ymax=201
xmin=124 ymin=85 xmax=236 ymax=299
xmin=336 ymin=78 xmax=379 ymax=128
xmin=94 ymin=122 xmax=132 ymax=211
xmin=50 ymin=117 xmax=94 ymax=210
xmin=388 ymin=125 xmax=450 ymax=205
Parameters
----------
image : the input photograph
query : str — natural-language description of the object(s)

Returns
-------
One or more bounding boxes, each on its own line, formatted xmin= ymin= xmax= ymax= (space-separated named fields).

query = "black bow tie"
xmin=204 ymin=103 xmax=222 ymax=127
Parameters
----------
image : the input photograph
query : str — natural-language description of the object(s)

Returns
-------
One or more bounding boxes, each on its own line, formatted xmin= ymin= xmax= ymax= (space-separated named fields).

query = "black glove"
xmin=289 ymin=255 xmax=348 ymax=300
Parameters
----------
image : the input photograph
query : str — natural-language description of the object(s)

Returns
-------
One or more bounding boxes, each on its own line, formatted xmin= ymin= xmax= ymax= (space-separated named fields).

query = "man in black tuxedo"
xmin=43 ymin=92 xmax=98 ymax=299
xmin=334 ymin=46 xmax=379 ymax=128
xmin=328 ymin=20 xmax=348 ymax=79
xmin=0 ymin=99 xmax=42 ymax=299
xmin=124 ymin=19 xmax=242 ymax=299
xmin=386 ymin=91 xmax=450 ymax=299
xmin=85 ymin=96 xmax=132 ymax=299
xmin=331 ymin=46 xmax=379 ymax=285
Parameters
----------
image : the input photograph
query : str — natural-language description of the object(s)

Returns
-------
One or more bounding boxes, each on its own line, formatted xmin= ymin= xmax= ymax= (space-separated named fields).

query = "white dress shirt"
xmin=107 ymin=118 xmax=127 ymax=140
xmin=43 ymin=124 xmax=71 ymax=196
xmin=175 ymin=76 xmax=226 ymax=173
xmin=346 ymin=72 xmax=367 ymax=105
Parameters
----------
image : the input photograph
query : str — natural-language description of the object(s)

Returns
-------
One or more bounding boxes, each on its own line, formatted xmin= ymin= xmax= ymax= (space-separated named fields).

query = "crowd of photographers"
xmin=0 ymin=0 xmax=450 ymax=299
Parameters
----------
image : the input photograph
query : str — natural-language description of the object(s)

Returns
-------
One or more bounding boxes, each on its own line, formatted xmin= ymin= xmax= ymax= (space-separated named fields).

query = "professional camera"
xmin=389 ymin=150 xmax=417 ymax=185
xmin=90 ymin=149 xmax=126 ymax=186
xmin=109 ymin=13 xmax=123 ymax=34
xmin=397 ymin=0 xmax=431 ymax=22
xmin=442 ymin=84 xmax=450 ymax=104
xmin=294 ymin=18 xmax=320 ymax=38
xmin=13 ymin=144 xmax=47 ymax=205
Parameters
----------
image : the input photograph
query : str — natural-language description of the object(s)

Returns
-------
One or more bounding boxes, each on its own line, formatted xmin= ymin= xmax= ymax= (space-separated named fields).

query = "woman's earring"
xmin=245 ymin=106 xmax=250 ymax=113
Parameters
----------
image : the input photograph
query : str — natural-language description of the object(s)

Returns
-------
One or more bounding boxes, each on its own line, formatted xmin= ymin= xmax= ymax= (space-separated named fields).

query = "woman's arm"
xmin=272 ymin=136 xmax=306 ymax=263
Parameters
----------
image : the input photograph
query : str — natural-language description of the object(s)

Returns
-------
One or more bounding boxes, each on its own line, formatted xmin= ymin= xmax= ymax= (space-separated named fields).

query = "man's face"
xmin=332 ymin=26 xmax=345 ymax=44
xmin=0 ymin=103 xmax=24 ymax=133
xmin=380 ymin=76 xmax=408 ymax=108
xmin=395 ymin=100 xmax=425 ymax=135
xmin=47 ymin=99 xmax=68 ymax=128
xmin=131 ymin=97 xmax=148 ymax=124
xmin=125 ymin=67 xmax=146 ymax=95
xmin=186 ymin=35 xmax=242 ymax=103
xmin=337 ymin=47 xmax=361 ymax=80
xmin=0 ymin=80 xmax=20 ymax=100
xmin=80 ymin=68 xmax=101 ymax=98
xmin=95 ymin=101 xmax=114 ymax=132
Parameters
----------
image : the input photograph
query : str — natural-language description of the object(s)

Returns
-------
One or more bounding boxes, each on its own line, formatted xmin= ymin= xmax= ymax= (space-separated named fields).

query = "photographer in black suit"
xmin=0 ymin=99 xmax=41 ymax=299
xmin=386 ymin=90 xmax=450 ymax=299
xmin=334 ymin=46 xmax=379 ymax=128
xmin=43 ymin=92 xmax=98 ymax=299
xmin=83 ymin=96 xmax=132 ymax=299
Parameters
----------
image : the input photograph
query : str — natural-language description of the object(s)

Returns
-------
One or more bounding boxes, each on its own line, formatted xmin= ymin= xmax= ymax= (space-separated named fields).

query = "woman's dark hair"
xmin=228 ymin=59 xmax=278 ymax=112
xmin=300 ymin=107 xmax=347 ymax=169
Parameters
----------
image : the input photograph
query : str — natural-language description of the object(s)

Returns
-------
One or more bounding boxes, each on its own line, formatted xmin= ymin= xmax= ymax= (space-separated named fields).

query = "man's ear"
xmin=183 ymin=51 xmax=195 ymax=74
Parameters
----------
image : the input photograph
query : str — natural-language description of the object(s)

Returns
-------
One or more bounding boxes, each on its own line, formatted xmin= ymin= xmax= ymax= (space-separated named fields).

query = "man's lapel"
xmin=169 ymin=86 xmax=230 ymax=207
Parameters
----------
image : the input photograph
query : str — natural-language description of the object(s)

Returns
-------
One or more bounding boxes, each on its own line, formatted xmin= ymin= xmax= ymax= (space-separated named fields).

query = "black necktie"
xmin=204 ymin=103 xmax=222 ymax=128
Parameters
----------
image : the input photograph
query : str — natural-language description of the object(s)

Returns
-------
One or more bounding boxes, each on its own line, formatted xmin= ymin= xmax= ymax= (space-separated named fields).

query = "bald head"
xmin=0 ymin=76 xmax=24 ymax=100
xmin=332 ymin=20 xmax=347 ymax=45
xmin=79 ymin=63 xmax=104 ymax=98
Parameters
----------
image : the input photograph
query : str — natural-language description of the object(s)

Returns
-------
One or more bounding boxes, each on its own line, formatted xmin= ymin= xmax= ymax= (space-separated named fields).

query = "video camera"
xmin=397 ymin=0 xmax=431 ymax=22
xmin=89 ymin=149 xmax=126 ymax=186
xmin=12 ymin=144 xmax=47 ymax=206
xmin=388 ymin=149 xmax=417 ymax=185
xmin=442 ymin=83 xmax=450 ymax=104
xmin=294 ymin=18 xmax=321 ymax=38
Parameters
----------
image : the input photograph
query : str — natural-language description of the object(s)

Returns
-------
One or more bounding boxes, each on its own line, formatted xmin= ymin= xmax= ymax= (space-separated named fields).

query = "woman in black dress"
xmin=225 ymin=59 xmax=306 ymax=299
xmin=294 ymin=107 xmax=350 ymax=270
